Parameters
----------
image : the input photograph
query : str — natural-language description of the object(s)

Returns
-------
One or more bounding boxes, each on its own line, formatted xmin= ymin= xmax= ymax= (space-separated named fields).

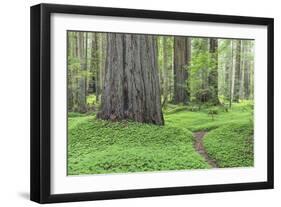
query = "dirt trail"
xmin=193 ymin=132 xmax=218 ymax=168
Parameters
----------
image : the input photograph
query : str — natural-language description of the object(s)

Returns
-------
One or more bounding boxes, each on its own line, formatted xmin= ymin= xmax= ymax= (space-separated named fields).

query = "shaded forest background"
xmin=67 ymin=31 xmax=254 ymax=124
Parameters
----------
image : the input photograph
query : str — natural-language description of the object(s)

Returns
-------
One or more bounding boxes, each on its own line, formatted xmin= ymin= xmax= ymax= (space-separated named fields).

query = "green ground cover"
xmin=203 ymin=122 xmax=254 ymax=167
xmin=68 ymin=101 xmax=254 ymax=175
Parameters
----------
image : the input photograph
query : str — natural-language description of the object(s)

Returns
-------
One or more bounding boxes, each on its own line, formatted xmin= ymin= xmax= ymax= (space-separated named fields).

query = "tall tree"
xmin=229 ymin=40 xmax=235 ymax=108
xmin=90 ymin=33 xmax=101 ymax=101
xmin=173 ymin=37 xmax=190 ymax=104
xmin=67 ymin=32 xmax=74 ymax=111
xmin=168 ymin=37 xmax=174 ymax=102
xmin=243 ymin=40 xmax=251 ymax=99
xmin=85 ymin=33 xmax=89 ymax=96
xmin=98 ymin=33 xmax=164 ymax=125
xmin=209 ymin=38 xmax=220 ymax=104
xmin=89 ymin=33 xmax=96 ymax=94
xmin=162 ymin=36 xmax=169 ymax=106
xmin=218 ymin=39 xmax=230 ymax=99
xmin=98 ymin=33 xmax=107 ymax=100
xmin=239 ymin=41 xmax=245 ymax=99
xmin=76 ymin=32 xmax=87 ymax=113
xmin=233 ymin=40 xmax=242 ymax=102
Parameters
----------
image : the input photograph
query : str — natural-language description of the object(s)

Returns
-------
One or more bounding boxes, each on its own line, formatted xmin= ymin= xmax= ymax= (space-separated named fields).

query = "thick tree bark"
xmin=209 ymin=38 xmax=220 ymax=104
xmin=173 ymin=37 xmax=190 ymax=104
xmin=98 ymin=33 xmax=164 ymax=125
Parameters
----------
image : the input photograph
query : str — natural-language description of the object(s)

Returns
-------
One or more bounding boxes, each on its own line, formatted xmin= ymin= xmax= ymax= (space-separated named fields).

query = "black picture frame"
xmin=30 ymin=3 xmax=274 ymax=204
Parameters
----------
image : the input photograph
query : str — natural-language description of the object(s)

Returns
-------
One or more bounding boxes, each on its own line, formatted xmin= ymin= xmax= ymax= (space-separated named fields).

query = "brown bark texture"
xmin=98 ymin=33 xmax=164 ymax=125
xmin=173 ymin=37 xmax=190 ymax=104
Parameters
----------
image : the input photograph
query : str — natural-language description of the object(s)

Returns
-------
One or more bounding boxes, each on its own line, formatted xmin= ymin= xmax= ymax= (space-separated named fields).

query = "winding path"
xmin=193 ymin=132 xmax=218 ymax=168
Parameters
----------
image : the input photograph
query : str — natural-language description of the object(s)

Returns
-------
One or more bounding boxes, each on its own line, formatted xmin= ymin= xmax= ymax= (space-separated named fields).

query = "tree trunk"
xmin=98 ymin=33 xmax=164 ymax=125
xmin=94 ymin=34 xmax=100 ymax=102
xmin=243 ymin=41 xmax=250 ymax=99
xmin=239 ymin=41 xmax=245 ymax=99
xmin=90 ymin=33 xmax=97 ymax=94
xmin=67 ymin=32 xmax=74 ymax=111
xmin=233 ymin=40 xmax=241 ymax=102
xmin=98 ymin=33 xmax=106 ymax=101
xmin=85 ymin=33 xmax=89 ymax=96
xmin=76 ymin=32 xmax=87 ymax=113
xmin=209 ymin=38 xmax=220 ymax=104
xmin=229 ymin=40 xmax=235 ymax=108
xmin=162 ymin=37 xmax=169 ymax=106
xmin=173 ymin=37 xmax=190 ymax=104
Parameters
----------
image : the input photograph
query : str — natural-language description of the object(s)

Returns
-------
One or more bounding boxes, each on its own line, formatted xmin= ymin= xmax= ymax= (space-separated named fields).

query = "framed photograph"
xmin=30 ymin=3 xmax=274 ymax=203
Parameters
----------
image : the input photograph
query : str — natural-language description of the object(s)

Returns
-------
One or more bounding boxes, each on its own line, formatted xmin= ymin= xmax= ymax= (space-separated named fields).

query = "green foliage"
xmin=157 ymin=36 xmax=174 ymax=103
xmin=194 ymin=88 xmax=213 ymax=103
xmin=203 ymin=122 xmax=254 ymax=167
xmin=68 ymin=112 xmax=87 ymax=118
xmin=68 ymin=102 xmax=254 ymax=175
xmin=68 ymin=116 xmax=210 ymax=175
xmin=164 ymin=105 xmax=189 ymax=115
xmin=187 ymin=105 xmax=200 ymax=112
xmin=207 ymin=108 xmax=219 ymax=120
xmin=86 ymin=94 xmax=96 ymax=106
xmin=165 ymin=102 xmax=253 ymax=132
xmin=165 ymin=102 xmax=254 ymax=168
xmin=189 ymin=38 xmax=218 ymax=103
xmin=67 ymin=33 xmax=256 ymax=174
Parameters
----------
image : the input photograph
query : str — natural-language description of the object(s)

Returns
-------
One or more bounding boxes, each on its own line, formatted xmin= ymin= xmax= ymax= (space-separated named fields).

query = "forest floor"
xmin=193 ymin=131 xmax=218 ymax=168
xmin=67 ymin=101 xmax=254 ymax=175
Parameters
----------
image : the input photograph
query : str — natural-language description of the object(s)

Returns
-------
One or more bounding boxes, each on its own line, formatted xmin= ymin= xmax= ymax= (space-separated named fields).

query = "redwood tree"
xmin=98 ymin=33 xmax=164 ymax=125
xmin=173 ymin=37 xmax=190 ymax=104
xmin=76 ymin=32 xmax=87 ymax=113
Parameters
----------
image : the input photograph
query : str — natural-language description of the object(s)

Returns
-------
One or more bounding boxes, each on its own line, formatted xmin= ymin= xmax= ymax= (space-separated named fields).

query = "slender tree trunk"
xmin=239 ymin=41 xmax=245 ymax=99
xmin=100 ymin=33 xmax=107 ymax=90
xmin=249 ymin=55 xmax=254 ymax=99
xmin=90 ymin=32 xmax=101 ymax=98
xmin=67 ymin=32 xmax=74 ymax=111
xmin=229 ymin=40 xmax=235 ymax=108
xmin=162 ymin=37 xmax=169 ymax=106
xmin=95 ymin=34 xmax=100 ymax=102
xmin=173 ymin=37 xmax=190 ymax=104
xmin=98 ymin=33 xmax=106 ymax=101
xmin=223 ymin=40 xmax=232 ymax=101
xmin=209 ymin=38 xmax=220 ymax=104
xmin=186 ymin=38 xmax=191 ymax=99
xmin=74 ymin=32 xmax=79 ymax=111
xmin=233 ymin=40 xmax=241 ymax=102
xmin=76 ymin=32 xmax=87 ymax=113
xmin=98 ymin=33 xmax=164 ymax=125
xmin=157 ymin=38 xmax=164 ymax=98
xmin=85 ymin=33 xmax=88 ymax=96
xmin=170 ymin=38 xmax=174 ymax=101
xmin=244 ymin=41 xmax=250 ymax=99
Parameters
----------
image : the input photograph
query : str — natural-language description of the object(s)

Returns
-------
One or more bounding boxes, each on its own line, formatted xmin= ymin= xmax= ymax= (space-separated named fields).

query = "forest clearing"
xmin=67 ymin=31 xmax=254 ymax=175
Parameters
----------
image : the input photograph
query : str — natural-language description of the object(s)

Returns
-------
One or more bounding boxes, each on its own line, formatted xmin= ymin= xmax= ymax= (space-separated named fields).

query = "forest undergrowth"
xmin=67 ymin=101 xmax=254 ymax=175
